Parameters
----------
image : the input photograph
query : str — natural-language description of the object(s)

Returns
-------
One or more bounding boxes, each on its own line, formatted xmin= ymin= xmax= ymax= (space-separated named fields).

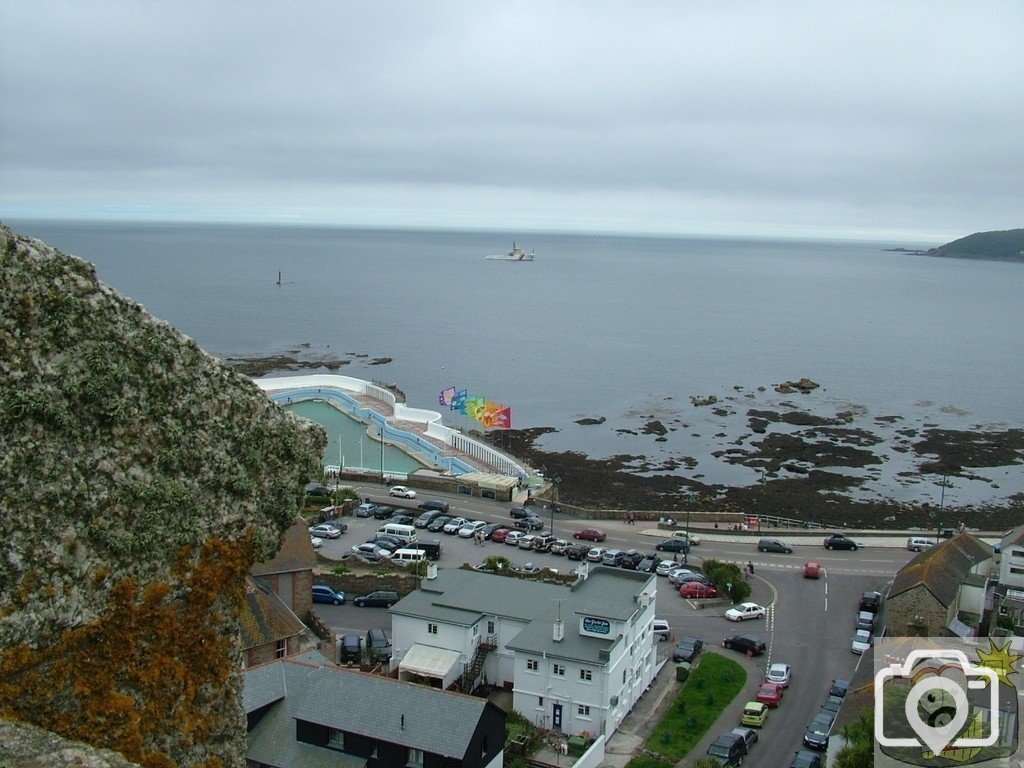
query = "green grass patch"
xmin=625 ymin=757 xmax=675 ymax=768
xmin=644 ymin=652 xmax=747 ymax=760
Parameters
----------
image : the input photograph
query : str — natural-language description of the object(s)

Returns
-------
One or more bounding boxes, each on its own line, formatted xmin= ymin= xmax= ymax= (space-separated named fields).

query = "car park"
xmin=458 ymin=521 xmax=487 ymax=538
xmin=414 ymin=510 xmax=444 ymax=528
xmin=443 ymin=517 xmax=470 ymax=534
xmin=573 ymin=528 xmax=607 ymax=542
xmin=789 ymin=751 xmax=823 ymax=768
xmin=312 ymin=585 xmax=345 ymax=605
xmin=672 ymin=636 xmax=704 ymax=662
xmin=353 ymin=590 xmax=399 ymax=608
xmin=706 ymin=731 xmax=747 ymax=767
xmin=823 ymin=533 xmax=858 ymax=551
xmin=418 ymin=499 xmax=451 ymax=513
xmin=757 ymin=538 xmax=793 ymax=553
xmin=730 ymin=727 xmax=758 ymax=753
xmin=681 ymin=582 xmax=718 ymax=599
xmin=355 ymin=502 xmax=375 ymax=518
xmin=548 ymin=539 xmax=571 ymax=555
xmin=652 ymin=619 xmax=671 ymax=641
xmin=655 ymin=539 xmax=690 ymax=553
xmin=766 ymin=662 xmax=792 ymax=687
xmin=851 ymin=629 xmax=872 ymax=654
xmin=339 ymin=634 xmax=362 ymax=664
xmin=829 ymin=679 xmax=852 ymax=698
xmin=372 ymin=505 xmax=396 ymax=520
xmin=803 ymin=561 xmax=821 ymax=579
xmin=587 ymin=547 xmax=608 ymax=562
xmin=725 ymin=602 xmax=766 ymax=622
xmin=740 ymin=702 xmax=769 ymax=728
xmin=310 ymin=536 xmax=324 ymax=549
xmin=907 ymin=536 xmax=935 ymax=551
xmin=722 ymin=635 xmax=766 ymax=656
xmin=504 ymin=531 xmax=524 ymax=546
xmin=389 ymin=485 xmax=417 ymax=498
xmin=821 ymin=695 xmax=844 ymax=714
xmin=756 ymin=683 xmax=784 ymax=707
xmin=490 ymin=527 xmax=511 ymax=543
xmin=859 ymin=591 xmax=881 ymax=613
xmin=512 ymin=516 xmax=544 ymax=531
xmin=427 ymin=515 xmax=452 ymax=532
xmin=566 ymin=544 xmax=589 ymax=560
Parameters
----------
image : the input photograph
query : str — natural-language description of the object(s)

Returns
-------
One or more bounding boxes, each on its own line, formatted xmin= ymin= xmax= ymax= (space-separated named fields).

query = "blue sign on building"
xmin=582 ymin=616 xmax=611 ymax=635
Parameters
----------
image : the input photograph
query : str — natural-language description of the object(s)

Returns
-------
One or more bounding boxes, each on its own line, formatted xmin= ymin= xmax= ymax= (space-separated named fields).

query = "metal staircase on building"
xmin=459 ymin=635 xmax=498 ymax=692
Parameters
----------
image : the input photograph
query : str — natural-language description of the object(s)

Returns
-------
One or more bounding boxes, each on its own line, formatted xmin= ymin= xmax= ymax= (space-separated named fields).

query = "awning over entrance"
xmin=399 ymin=644 xmax=462 ymax=688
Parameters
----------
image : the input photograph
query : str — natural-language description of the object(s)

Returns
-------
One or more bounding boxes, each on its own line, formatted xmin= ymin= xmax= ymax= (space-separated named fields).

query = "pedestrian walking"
xmin=747 ymin=560 xmax=755 ymax=575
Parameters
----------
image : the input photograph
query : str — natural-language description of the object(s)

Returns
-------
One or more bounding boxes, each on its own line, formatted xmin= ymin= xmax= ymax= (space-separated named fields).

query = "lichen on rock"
xmin=0 ymin=224 xmax=326 ymax=767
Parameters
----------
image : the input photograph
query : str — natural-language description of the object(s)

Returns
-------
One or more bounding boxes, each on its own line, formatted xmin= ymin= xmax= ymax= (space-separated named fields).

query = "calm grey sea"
xmin=11 ymin=220 xmax=1024 ymax=506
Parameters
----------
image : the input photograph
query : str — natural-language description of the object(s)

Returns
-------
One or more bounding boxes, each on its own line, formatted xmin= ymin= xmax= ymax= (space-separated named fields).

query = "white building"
xmin=390 ymin=565 xmax=659 ymax=738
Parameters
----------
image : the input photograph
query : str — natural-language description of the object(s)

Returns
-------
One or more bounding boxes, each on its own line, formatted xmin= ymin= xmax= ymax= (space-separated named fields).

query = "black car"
xmin=829 ymin=679 xmax=852 ymax=698
xmin=859 ymin=591 xmax=881 ymax=613
xmin=408 ymin=539 xmax=443 ymax=560
xmin=803 ymin=719 xmax=830 ymax=751
xmin=722 ymin=634 xmax=766 ymax=656
xmin=414 ymin=510 xmax=444 ymax=528
xmin=637 ymin=557 xmax=660 ymax=574
xmin=353 ymin=590 xmax=399 ymax=608
xmin=510 ymin=505 xmax=541 ymax=519
xmin=566 ymin=544 xmax=589 ymax=560
xmin=481 ymin=523 xmax=504 ymax=539
xmin=706 ymin=732 xmax=746 ymax=766
xmin=655 ymin=539 xmax=690 ymax=553
xmin=513 ymin=516 xmax=544 ymax=531
xmin=620 ymin=551 xmax=645 ymax=570
xmin=427 ymin=515 xmax=452 ymax=532
xmin=339 ymin=633 xmax=362 ymax=664
xmin=391 ymin=514 xmax=415 ymax=526
xmin=790 ymin=750 xmax=823 ymax=768
xmin=757 ymin=538 xmax=793 ymax=554
xmin=821 ymin=695 xmax=844 ymax=714
xmin=369 ymin=534 xmax=404 ymax=548
xmin=823 ymin=534 xmax=858 ymax=551
xmin=418 ymin=499 xmax=451 ymax=513
xmin=365 ymin=627 xmax=393 ymax=662
xmin=672 ymin=636 xmax=704 ymax=662
xmin=372 ymin=505 xmax=396 ymax=520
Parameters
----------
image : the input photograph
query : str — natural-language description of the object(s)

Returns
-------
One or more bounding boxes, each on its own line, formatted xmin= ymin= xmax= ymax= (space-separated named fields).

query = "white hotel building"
xmin=390 ymin=564 xmax=659 ymax=738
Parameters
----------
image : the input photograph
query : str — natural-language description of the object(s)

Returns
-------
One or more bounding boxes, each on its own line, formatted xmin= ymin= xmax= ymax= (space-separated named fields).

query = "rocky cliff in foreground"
xmin=0 ymin=223 xmax=325 ymax=767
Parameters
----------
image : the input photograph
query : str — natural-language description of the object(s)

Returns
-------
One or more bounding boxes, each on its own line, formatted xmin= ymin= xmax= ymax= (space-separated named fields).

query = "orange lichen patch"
xmin=0 ymin=535 xmax=254 ymax=768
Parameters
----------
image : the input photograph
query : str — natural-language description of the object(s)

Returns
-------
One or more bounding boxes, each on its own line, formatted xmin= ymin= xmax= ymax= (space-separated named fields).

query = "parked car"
xmin=821 ymin=695 xmax=844 ymax=714
xmin=310 ymin=522 xmax=347 ymax=539
xmin=389 ymin=485 xmax=417 ymax=498
xmin=409 ymin=540 xmax=442 ymax=560
xmin=756 ymin=683 xmax=784 ymax=707
xmin=586 ymin=547 xmax=608 ymax=562
xmin=353 ymin=590 xmax=399 ymax=608
xmin=312 ymin=585 xmax=345 ymax=605
xmin=366 ymin=538 xmax=401 ymax=553
xmin=427 ymin=515 xmax=452 ymax=532
xmin=637 ymin=557 xmax=660 ymax=574
xmin=369 ymin=533 xmax=404 ymax=547
xmin=504 ymin=531 xmax=524 ymax=547
xmin=672 ymin=636 xmax=703 ymax=662
xmin=509 ymin=505 xmax=541 ymax=519
xmin=418 ymin=499 xmax=451 ymax=513
xmin=803 ymin=711 xmax=836 ymax=751
xmin=573 ymin=528 xmax=607 ymax=542
xmin=859 ymin=591 xmax=881 ymax=613
xmin=851 ymin=629 xmax=872 ymax=654
xmin=740 ymin=701 xmax=769 ymax=728
xmin=351 ymin=543 xmax=391 ymax=561
xmin=390 ymin=514 xmax=415 ymax=526
xmin=548 ymin=539 xmax=572 ymax=555
xmin=365 ymin=627 xmax=393 ymax=661
xmin=518 ymin=535 xmax=539 ymax=550
xmin=829 ymin=679 xmax=852 ymax=698
xmin=355 ymin=502 xmax=375 ymax=518
xmin=803 ymin=561 xmax=821 ymax=579
xmin=667 ymin=567 xmax=699 ymax=585
xmin=414 ymin=510 xmax=444 ymax=528
xmin=490 ymin=527 xmax=511 ymax=543
xmin=706 ymin=731 xmax=747 ymax=766
xmin=907 ymin=536 xmax=935 ymax=552
xmin=458 ymin=521 xmax=487 ymax=538
xmin=655 ymin=538 xmax=690 ymax=553
xmin=339 ymin=634 xmax=362 ymax=664
xmin=566 ymin=544 xmax=589 ymax=560
xmin=789 ymin=751 xmax=823 ymax=768
xmin=823 ymin=533 xmax=858 ymax=551
xmin=310 ymin=536 xmax=324 ymax=549
xmin=532 ymin=534 xmax=557 ymax=552
xmin=442 ymin=517 xmax=470 ymax=534
xmin=602 ymin=549 xmax=625 ymax=567
xmin=652 ymin=619 xmax=671 ymax=641
xmin=757 ymin=538 xmax=793 ymax=553
xmin=723 ymin=635 xmax=766 ymax=656
xmin=730 ymin=727 xmax=759 ymax=753
xmin=512 ymin=563 xmax=542 ymax=575
xmin=512 ymin=516 xmax=544 ymax=531
xmin=481 ymin=523 xmax=505 ymax=540
xmin=766 ymin=662 xmax=792 ymax=687
xmin=656 ymin=560 xmax=679 ymax=576
xmin=725 ymin=602 xmax=766 ymax=622
xmin=372 ymin=505 xmax=396 ymax=520
xmin=681 ymin=582 xmax=718 ymax=599
xmin=855 ymin=611 xmax=875 ymax=631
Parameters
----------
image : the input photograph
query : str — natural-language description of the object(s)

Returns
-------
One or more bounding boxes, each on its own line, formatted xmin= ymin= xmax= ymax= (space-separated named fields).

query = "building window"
xmin=577 ymin=705 xmax=591 ymax=717
xmin=488 ymin=620 xmax=495 ymax=634
xmin=428 ymin=623 xmax=438 ymax=635
xmin=1011 ymin=566 xmax=1024 ymax=575
xmin=276 ymin=638 xmax=287 ymax=659
xmin=473 ymin=624 xmax=479 ymax=635
xmin=538 ymin=696 xmax=544 ymax=706
xmin=623 ymin=670 xmax=627 ymax=684
xmin=329 ymin=729 xmax=345 ymax=749
xmin=553 ymin=663 xmax=566 ymax=676
xmin=1012 ymin=549 xmax=1024 ymax=558
xmin=527 ymin=659 xmax=539 ymax=671
xmin=408 ymin=748 xmax=424 ymax=766
xmin=580 ymin=669 xmax=592 ymax=682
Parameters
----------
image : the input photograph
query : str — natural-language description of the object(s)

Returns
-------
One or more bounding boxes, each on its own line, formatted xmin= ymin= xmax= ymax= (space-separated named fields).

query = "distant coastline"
xmin=886 ymin=228 xmax=1024 ymax=263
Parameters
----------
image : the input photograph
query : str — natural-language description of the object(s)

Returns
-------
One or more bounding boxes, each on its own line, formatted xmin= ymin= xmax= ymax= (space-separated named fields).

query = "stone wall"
xmin=0 ymin=224 xmax=326 ymax=768
xmin=886 ymin=586 xmax=951 ymax=636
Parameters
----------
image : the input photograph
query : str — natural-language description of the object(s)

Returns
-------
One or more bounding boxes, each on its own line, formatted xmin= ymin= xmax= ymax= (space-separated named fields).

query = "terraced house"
xmin=390 ymin=565 xmax=658 ymax=737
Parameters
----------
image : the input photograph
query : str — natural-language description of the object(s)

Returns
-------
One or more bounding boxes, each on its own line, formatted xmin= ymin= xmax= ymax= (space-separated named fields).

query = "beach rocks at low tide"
xmin=774 ymin=377 xmax=820 ymax=394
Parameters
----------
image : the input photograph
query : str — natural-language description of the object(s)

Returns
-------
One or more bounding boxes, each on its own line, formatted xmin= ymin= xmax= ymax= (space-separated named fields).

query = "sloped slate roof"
xmin=240 ymin=576 xmax=305 ymax=650
xmin=1001 ymin=523 xmax=1024 ymax=548
xmin=889 ymin=533 xmax=993 ymax=607
xmin=251 ymin=516 xmax=317 ymax=576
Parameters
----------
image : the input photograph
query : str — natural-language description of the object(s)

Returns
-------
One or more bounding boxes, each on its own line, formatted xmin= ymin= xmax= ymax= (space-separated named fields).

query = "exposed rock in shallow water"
xmin=575 ymin=416 xmax=606 ymax=425
xmin=641 ymin=419 xmax=668 ymax=436
xmin=774 ymin=377 xmax=820 ymax=394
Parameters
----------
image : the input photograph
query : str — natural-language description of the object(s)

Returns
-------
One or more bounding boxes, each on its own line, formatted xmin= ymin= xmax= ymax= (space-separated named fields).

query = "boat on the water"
xmin=486 ymin=242 xmax=535 ymax=261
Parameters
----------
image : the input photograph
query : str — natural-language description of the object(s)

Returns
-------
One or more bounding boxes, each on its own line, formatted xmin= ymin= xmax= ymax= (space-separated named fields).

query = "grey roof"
xmin=248 ymin=690 xmax=365 ymax=768
xmin=392 ymin=569 xmax=569 ymax=622
xmin=1002 ymin=524 xmax=1024 ymax=548
xmin=889 ymin=533 xmax=993 ymax=607
xmin=244 ymin=657 xmax=491 ymax=760
xmin=243 ymin=660 xmax=286 ymax=712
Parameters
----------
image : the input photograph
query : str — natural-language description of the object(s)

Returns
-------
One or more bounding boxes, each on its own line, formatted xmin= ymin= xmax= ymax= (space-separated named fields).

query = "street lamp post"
xmin=683 ymin=505 xmax=691 ymax=565
xmin=380 ymin=423 xmax=385 ymax=484
xmin=936 ymin=472 xmax=948 ymax=542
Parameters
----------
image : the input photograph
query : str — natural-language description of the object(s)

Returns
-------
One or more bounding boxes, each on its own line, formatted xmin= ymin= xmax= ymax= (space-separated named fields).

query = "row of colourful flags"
xmin=439 ymin=387 xmax=512 ymax=429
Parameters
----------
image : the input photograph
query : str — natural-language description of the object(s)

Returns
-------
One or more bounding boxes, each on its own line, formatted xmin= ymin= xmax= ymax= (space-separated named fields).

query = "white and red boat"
xmin=486 ymin=242 xmax=535 ymax=261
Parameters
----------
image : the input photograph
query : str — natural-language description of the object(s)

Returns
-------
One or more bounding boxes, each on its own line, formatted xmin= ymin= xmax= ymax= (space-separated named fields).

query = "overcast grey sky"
xmin=2 ymin=2 xmax=1022 ymax=241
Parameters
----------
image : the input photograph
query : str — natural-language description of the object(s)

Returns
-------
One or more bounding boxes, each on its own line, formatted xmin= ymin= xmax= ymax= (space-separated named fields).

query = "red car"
xmin=490 ymin=527 xmax=511 ymax=543
xmin=573 ymin=528 xmax=607 ymax=542
xmin=803 ymin=561 xmax=821 ymax=579
xmin=680 ymin=582 xmax=717 ymax=599
xmin=756 ymin=683 xmax=784 ymax=707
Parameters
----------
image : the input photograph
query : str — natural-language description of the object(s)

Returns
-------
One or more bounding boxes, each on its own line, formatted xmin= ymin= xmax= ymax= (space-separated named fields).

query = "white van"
xmin=392 ymin=548 xmax=427 ymax=564
xmin=377 ymin=523 xmax=417 ymax=544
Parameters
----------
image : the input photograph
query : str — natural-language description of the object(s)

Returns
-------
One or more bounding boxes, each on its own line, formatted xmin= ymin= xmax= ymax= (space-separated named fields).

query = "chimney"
xmin=426 ymin=563 xmax=438 ymax=580
xmin=553 ymin=618 xmax=565 ymax=642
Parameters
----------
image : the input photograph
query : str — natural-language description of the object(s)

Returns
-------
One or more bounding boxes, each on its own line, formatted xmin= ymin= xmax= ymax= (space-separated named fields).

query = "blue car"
xmin=312 ymin=585 xmax=346 ymax=605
